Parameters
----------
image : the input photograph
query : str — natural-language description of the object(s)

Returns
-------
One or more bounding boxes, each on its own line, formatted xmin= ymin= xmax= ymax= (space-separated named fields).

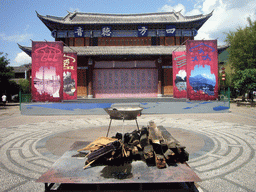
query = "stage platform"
xmin=20 ymin=97 xmax=230 ymax=115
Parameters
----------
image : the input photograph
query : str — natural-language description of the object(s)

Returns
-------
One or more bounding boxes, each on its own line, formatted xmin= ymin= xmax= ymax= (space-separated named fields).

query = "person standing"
xmin=2 ymin=94 xmax=7 ymax=105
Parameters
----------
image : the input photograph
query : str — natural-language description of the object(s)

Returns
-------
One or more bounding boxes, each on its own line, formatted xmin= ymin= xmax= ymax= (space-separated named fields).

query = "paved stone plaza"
xmin=0 ymin=103 xmax=255 ymax=192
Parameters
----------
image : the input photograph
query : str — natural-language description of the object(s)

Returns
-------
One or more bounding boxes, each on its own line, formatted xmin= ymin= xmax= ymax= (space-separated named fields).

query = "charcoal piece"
xmin=129 ymin=130 xmax=140 ymax=144
xmin=140 ymin=128 xmax=149 ymax=147
xmin=115 ymin=132 xmax=122 ymax=140
xmin=124 ymin=133 xmax=131 ymax=144
xmin=140 ymin=127 xmax=148 ymax=136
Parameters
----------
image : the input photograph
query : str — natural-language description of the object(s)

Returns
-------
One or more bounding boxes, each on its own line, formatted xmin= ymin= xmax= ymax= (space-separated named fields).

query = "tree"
xmin=225 ymin=17 xmax=256 ymax=101
xmin=232 ymin=69 xmax=256 ymax=101
xmin=226 ymin=18 xmax=256 ymax=70
xmin=0 ymin=52 xmax=14 ymax=97
xmin=19 ymin=79 xmax=30 ymax=93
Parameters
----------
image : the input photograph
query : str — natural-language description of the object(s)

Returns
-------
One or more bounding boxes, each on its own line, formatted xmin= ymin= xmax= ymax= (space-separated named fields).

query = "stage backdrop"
xmin=32 ymin=41 xmax=63 ymax=102
xmin=172 ymin=51 xmax=187 ymax=98
xmin=186 ymin=40 xmax=218 ymax=100
xmin=63 ymin=53 xmax=77 ymax=100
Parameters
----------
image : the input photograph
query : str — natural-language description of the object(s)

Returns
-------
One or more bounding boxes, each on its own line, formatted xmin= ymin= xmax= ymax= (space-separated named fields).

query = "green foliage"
xmin=225 ymin=18 xmax=256 ymax=70
xmin=18 ymin=79 xmax=30 ymax=93
xmin=0 ymin=52 xmax=14 ymax=95
xmin=232 ymin=69 xmax=256 ymax=95
xmin=225 ymin=17 xmax=256 ymax=97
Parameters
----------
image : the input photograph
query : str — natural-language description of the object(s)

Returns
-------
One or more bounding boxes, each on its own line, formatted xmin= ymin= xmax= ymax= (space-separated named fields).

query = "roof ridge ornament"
xmin=69 ymin=12 xmax=77 ymax=20
xmin=173 ymin=10 xmax=180 ymax=20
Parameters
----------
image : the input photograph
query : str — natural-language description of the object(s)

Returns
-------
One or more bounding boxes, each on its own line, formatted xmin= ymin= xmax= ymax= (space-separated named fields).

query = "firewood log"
xmin=175 ymin=146 xmax=189 ymax=162
xmin=148 ymin=121 xmax=164 ymax=144
xmin=155 ymin=153 xmax=166 ymax=169
xmin=77 ymin=137 xmax=118 ymax=152
xmin=163 ymin=148 xmax=175 ymax=161
xmin=132 ymin=146 xmax=139 ymax=155
xmin=140 ymin=127 xmax=149 ymax=147
xmin=143 ymin=144 xmax=154 ymax=160
xmin=87 ymin=140 xmax=120 ymax=162
xmin=129 ymin=130 xmax=140 ymax=145
xmin=157 ymin=126 xmax=180 ymax=148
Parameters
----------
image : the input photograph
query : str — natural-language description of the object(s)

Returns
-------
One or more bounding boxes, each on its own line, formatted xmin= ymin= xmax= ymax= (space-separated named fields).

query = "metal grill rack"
xmin=104 ymin=106 xmax=143 ymax=137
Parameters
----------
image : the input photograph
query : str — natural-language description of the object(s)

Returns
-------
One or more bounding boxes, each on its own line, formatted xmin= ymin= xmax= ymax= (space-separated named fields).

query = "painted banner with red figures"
xmin=172 ymin=51 xmax=187 ymax=98
xmin=31 ymin=41 xmax=63 ymax=102
xmin=186 ymin=40 xmax=218 ymax=100
xmin=63 ymin=53 xmax=77 ymax=100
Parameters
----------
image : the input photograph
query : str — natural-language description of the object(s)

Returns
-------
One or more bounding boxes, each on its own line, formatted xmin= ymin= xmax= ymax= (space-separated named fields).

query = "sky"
xmin=1 ymin=0 xmax=256 ymax=67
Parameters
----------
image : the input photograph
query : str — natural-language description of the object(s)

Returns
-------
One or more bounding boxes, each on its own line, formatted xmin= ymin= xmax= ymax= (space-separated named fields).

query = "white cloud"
xmin=196 ymin=0 xmax=256 ymax=45
xmin=201 ymin=0 xmax=218 ymax=14
xmin=158 ymin=3 xmax=186 ymax=15
xmin=158 ymin=0 xmax=256 ymax=45
xmin=0 ymin=33 xmax=33 ymax=43
xmin=69 ymin=8 xmax=81 ymax=12
xmin=186 ymin=9 xmax=201 ymax=16
xmin=14 ymin=52 xmax=31 ymax=66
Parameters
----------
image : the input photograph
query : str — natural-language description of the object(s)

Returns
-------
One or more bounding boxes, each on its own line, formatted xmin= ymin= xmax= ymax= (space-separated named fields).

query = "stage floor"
xmin=21 ymin=98 xmax=230 ymax=115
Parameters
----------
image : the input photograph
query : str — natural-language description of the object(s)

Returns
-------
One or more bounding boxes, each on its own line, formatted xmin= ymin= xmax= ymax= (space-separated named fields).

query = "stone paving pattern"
xmin=0 ymin=103 xmax=256 ymax=192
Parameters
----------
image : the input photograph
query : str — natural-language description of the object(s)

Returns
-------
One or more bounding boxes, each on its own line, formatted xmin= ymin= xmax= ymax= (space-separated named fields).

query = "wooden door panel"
xmin=163 ymin=68 xmax=173 ymax=96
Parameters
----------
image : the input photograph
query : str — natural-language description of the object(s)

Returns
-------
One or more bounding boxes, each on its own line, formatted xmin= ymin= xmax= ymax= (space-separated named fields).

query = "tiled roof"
xmin=69 ymin=45 xmax=187 ymax=56
xmin=37 ymin=11 xmax=213 ymax=27
xmin=18 ymin=44 xmax=186 ymax=56
xmin=18 ymin=44 xmax=229 ymax=57
xmin=12 ymin=64 xmax=31 ymax=73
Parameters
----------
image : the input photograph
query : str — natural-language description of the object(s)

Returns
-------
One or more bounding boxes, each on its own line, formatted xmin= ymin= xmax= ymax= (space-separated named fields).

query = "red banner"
xmin=63 ymin=53 xmax=77 ymax=100
xmin=172 ymin=51 xmax=187 ymax=98
xmin=31 ymin=41 xmax=63 ymax=102
xmin=186 ymin=40 xmax=218 ymax=100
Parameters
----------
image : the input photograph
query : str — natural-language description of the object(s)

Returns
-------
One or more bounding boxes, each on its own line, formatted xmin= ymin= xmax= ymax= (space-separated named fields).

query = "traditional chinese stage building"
xmin=19 ymin=11 xmax=226 ymax=100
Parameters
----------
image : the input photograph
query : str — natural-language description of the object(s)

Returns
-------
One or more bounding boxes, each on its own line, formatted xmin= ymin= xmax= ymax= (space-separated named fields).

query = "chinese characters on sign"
xmin=173 ymin=52 xmax=187 ymax=98
xmin=166 ymin=25 xmax=176 ymax=36
xmin=74 ymin=27 xmax=84 ymax=37
xmin=63 ymin=56 xmax=75 ymax=70
xmin=32 ymin=41 xmax=63 ymax=102
xmin=138 ymin=26 xmax=148 ymax=37
xmin=101 ymin=26 xmax=112 ymax=37
xmin=186 ymin=40 xmax=218 ymax=100
xmin=63 ymin=53 xmax=77 ymax=100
